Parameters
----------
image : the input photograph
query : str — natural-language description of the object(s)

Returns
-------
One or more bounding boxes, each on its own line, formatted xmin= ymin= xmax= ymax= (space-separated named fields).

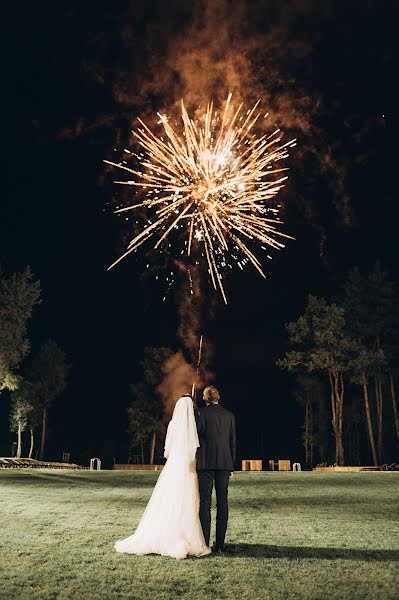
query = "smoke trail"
xmin=56 ymin=0 xmax=365 ymax=231
xmin=156 ymin=264 xmax=216 ymax=415
xmin=175 ymin=263 xmax=215 ymax=383
xmin=150 ymin=0 xmax=351 ymax=226
xmin=156 ymin=351 xmax=197 ymax=417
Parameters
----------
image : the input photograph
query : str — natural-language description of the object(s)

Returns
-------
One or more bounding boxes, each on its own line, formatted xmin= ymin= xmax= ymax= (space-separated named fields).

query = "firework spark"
xmin=106 ymin=94 xmax=295 ymax=303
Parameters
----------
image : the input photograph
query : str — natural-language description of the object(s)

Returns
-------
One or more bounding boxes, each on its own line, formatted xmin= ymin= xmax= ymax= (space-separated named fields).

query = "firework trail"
xmin=106 ymin=94 xmax=295 ymax=302
xmin=191 ymin=334 xmax=203 ymax=401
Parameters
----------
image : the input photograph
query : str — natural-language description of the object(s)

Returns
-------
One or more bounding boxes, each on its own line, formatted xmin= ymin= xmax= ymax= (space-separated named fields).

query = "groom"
xmin=195 ymin=385 xmax=236 ymax=553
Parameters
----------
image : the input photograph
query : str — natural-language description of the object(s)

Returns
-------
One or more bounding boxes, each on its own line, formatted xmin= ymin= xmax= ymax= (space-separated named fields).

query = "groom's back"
xmin=196 ymin=404 xmax=236 ymax=471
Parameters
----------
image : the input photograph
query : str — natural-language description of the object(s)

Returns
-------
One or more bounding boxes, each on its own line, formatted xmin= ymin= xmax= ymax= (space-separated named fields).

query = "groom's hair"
xmin=203 ymin=385 xmax=220 ymax=404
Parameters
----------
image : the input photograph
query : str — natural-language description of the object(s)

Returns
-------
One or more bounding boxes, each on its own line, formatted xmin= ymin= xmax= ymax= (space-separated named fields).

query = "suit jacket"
xmin=195 ymin=403 xmax=236 ymax=471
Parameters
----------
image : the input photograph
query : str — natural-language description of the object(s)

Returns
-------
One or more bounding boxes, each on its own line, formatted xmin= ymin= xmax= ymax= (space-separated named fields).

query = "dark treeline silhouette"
xmin=127 ymin=347 xmax=173 ymax=465
xmin=278 ymin=263 xmax=399 ymax=467
xmin=0 ymin=265 xmax=70 ymax=460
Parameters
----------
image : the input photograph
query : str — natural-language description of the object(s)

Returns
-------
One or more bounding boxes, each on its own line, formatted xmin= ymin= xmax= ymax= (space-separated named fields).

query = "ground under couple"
xmin=114 ymin=385 xmax=236 ymax=559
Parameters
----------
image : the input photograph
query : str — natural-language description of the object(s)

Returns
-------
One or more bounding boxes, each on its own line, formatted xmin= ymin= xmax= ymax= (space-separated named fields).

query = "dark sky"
xmin=1 ymin=0 xmax=397 ymax=465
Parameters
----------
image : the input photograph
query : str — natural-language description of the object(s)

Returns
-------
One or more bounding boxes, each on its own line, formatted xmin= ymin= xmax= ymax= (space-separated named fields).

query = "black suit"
xmin=195 ymin=403 xmax=236 ymax=548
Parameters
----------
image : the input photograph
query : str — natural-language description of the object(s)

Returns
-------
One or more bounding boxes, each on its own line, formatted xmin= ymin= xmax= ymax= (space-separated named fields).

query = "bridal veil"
xmin=114 ymin=395 xmax=210 ymax=559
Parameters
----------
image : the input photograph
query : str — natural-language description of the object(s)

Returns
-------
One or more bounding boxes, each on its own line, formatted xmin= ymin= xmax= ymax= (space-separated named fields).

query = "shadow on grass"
xmin=225 ymin=544 xmax=399 ymax=561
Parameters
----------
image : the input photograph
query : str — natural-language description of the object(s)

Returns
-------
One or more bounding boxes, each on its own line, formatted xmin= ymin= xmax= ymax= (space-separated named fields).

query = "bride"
xmin=114 ymin=394 xmax=211 ymax=559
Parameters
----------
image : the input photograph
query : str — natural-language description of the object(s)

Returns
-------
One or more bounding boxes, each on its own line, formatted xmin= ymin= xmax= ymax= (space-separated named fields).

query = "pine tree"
xmin=343 ymin=264 xmax=399 ymax=462
xmin=278 ymin=295 xmax=357 ymax=465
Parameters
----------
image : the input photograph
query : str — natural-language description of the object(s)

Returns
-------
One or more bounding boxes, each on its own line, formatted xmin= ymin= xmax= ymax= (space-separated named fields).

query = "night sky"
xmin=1 ymin=1 xmax=397 ymax=466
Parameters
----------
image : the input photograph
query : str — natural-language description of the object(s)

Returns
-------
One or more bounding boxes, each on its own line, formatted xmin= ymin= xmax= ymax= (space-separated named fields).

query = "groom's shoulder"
xmin=207 ymin=404 xmax=234 ymax=418
xmin=223 ymin=406 xmax=235 ymax=419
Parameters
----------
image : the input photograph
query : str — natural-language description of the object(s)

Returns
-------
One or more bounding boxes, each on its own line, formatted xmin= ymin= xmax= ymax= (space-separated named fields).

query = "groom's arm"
xmin=230 ymin=414 xmax=236 ymax=465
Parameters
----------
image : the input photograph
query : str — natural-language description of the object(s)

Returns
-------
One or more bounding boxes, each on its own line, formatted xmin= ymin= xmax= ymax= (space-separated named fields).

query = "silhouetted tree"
xmin=0 ymin=267 xmax=41 ymax=391
xmin=127 ymin=383 xmax=152 ymax=464
xmin=9 ymin=380 xmax=34 ymax=458
xmin=26 ymin=388 xmax=42 ymax=459
xmin=127 ymin=347 xmax=173 ymax=464
xmin=294 ymin=374 xmax=327 ymax=467
xmin=28 ymin=340 xmax=70 ymax=460
xmin=342 ymin=264 xmax=399 ymax=462
xmin=278 ymin=295 xmax=357 ymax=465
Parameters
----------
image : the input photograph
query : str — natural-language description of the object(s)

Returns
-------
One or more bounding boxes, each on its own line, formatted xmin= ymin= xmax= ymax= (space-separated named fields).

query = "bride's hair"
xmin=203 ymin=385 xmax=220 ymax=404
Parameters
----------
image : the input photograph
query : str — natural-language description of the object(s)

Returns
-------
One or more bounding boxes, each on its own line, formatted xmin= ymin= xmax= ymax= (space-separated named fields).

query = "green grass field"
xmin=1 ymin=470 xmax=398 ymax=600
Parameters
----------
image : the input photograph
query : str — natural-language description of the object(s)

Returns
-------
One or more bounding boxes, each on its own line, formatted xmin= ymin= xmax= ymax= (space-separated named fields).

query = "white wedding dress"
xmin=114 ymin=396 xmax=211 ymax=559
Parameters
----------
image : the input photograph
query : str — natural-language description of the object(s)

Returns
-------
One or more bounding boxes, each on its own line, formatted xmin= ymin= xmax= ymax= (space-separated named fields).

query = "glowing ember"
xmin=105 ymin=94 xmax=296 ymax=303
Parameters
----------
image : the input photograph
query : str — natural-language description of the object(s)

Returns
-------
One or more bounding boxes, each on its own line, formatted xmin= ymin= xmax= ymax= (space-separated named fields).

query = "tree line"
xmin=278 ymin=263 xmax=399 ymax=467
xmin=0 ymin=266 xmax=70 ymax=460
xmin=126 ymin=347 xmax=173 ymax=465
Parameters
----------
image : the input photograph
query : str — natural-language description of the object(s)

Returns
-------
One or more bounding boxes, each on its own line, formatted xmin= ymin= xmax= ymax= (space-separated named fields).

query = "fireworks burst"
xmin=106 ymin=94 xmax=296 ymax=303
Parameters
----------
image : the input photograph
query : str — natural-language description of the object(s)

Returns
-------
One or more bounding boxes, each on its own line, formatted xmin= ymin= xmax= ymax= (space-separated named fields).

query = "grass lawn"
xmin=0 ymin=470 xmax=398 ymax=600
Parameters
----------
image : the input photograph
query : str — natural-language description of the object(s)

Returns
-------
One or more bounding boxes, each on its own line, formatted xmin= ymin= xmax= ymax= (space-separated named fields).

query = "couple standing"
xmin=114 ymin=385 xmax=236 ymax=559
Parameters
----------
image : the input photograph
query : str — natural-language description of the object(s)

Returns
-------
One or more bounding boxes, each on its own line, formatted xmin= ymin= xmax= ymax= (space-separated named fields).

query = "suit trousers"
xmin=198 ymin=469 xmax=230 ymax=548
